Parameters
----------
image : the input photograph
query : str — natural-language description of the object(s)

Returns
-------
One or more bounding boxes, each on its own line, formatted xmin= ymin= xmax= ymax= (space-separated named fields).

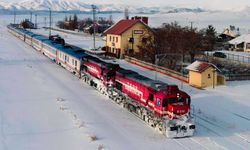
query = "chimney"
xmin=124 ymin=8 xmax=129 ymax=19
xmin=131 ymin=16 xmax=148 ymax=25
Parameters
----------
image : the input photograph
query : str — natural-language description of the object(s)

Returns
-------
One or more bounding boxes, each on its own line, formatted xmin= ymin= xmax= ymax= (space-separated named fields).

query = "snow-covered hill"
xmin=0 ymin=0 xmax=205 ymax=14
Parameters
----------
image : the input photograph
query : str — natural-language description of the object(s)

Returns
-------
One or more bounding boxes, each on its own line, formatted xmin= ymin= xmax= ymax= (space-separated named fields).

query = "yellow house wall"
xmin=189 ymin=71 xmax=202 ymax=87
xmin=189 ymin=67 xmax=218 ymax=88
xmin=121 ymin=22 xmax=152 ymax=55
xmin=106 ymin=34 xmax=122 ymax=52
xmin=200 ymin=67 xmax=217 ymax=88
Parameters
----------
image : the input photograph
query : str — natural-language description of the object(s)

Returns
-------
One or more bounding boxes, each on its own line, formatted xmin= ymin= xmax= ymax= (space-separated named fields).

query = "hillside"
xmin=0 ymin=0 xmax=205 ymax=14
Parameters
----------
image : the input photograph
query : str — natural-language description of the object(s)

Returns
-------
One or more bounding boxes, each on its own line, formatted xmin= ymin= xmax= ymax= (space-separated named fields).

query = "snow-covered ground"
xmin=1 ymin=14 xmax=250 ymax=150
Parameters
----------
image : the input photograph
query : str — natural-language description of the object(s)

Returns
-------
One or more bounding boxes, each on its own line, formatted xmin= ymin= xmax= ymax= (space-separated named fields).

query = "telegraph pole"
xmin=35 ymin=14 xmax=37 ymax=28
xmin=30 ymin=11 xmax=32 ymax=22
xmin=190 ymin=21 xmax=193 ymax=30
xmin=44 ymin=17 xmax=47 ymax=28
xmin=92 ymin=5 xmax=97 ymax=50
xmin=49 ymin=8 xmax=52 ymax=36
xmin=13 ymin=10 xmax=16 ymax=24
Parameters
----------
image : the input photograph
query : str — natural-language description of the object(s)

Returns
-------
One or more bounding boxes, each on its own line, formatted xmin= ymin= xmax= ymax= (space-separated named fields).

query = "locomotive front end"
xmin=156 ymin=85 xmax=195 ymax=138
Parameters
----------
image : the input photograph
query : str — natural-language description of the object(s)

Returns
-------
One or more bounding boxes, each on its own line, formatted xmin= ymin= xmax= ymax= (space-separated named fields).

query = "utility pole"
xmin=181 ymin=53 xmax=184 ymax=89
xmin=35 ymin=14 xmax=37 ymax=28
xmin=190 ymin=21 xmax=193 ymax=30
xmin=92 ymin=5 xmax=97 ymax=50
xmin=44 ymin=17 xmax=47 ymax=28
xmin=49 ymin=8 xmax=52 ymax=37
xmin=13 ymin=10 xmax=16 ymax=24
xmin=30 ymin=11 xmax=32 ymax=22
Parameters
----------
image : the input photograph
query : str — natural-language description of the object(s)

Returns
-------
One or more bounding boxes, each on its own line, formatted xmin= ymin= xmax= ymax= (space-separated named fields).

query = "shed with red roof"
xmin=186 ymin=61 xmax=223 ymax=88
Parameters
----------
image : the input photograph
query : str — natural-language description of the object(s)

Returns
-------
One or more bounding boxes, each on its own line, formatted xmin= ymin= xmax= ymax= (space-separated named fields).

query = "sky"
xmin=3 ymin=0 xmax=250 ymax=11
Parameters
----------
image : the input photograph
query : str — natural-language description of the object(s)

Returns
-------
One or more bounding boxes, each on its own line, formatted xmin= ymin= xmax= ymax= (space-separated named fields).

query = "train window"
xmin=186 ymin=98 xmax=190 ymax=105
xmin=156 ymin=98 xmax=161 ymax=106
xmin=162 ymin=99 xmax=168 ymax=107
xmin=178 ymin=97 xmax=185 ymax=103
xmin=148 ymin=93 xmax=154 ymax=101
xmin=169 ymin=98 xmax=176 ymax=104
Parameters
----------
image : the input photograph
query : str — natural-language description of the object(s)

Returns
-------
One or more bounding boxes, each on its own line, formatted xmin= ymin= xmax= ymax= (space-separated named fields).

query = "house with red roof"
xmin=186 ymin=61 xmax=224 ymax=88
xmin=104 ymin=16 xmax=153 ymax=58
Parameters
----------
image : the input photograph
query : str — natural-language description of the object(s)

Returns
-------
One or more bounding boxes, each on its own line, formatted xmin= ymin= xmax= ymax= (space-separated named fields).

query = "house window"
xmin=109 ymin=36 xmax=111 ymax=42
xmin=208 ymin=74 xmax=211 ymax=79
xmin=142 ymin=37 xmax=147 ymax=43
xmin=75 ymin=60 xmax=77 ymax=67
xmin=72 ymin=59 xmax=74 ymax=65
xmin=113 ymin=37 xmax=115 ymax=42
xmin=116 ymin=37 xmax=118 ymax=43
xmin=112 ymin=48 xmax=115 ymax=53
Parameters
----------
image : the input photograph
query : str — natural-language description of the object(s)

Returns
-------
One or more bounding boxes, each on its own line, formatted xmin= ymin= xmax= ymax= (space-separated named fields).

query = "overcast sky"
xmin=5 ymin=0 xmax=250 ymax=11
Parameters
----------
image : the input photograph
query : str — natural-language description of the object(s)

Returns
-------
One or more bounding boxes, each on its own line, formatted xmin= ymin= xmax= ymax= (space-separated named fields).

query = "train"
xmin=7 ymin=24 xmax=195 ymax=138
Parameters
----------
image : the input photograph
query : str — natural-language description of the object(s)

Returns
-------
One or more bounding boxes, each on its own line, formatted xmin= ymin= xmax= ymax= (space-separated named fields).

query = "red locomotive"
xmin=82 ymin=58 xmax=195 ymax=138
xmin=82 ymin=56 xmax=119 ymax=92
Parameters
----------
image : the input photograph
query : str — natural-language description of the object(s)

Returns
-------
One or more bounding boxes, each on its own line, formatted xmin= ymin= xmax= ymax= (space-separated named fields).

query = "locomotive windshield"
xmin=169 ymin=98 xmax=176 ymax=104
xmin=162 ymin=99 xmax=168 ymax=107
xmin=167 ymin=97 xmax=190 ymax=105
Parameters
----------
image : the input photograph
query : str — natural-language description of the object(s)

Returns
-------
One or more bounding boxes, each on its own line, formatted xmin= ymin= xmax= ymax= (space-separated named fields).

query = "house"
xmin=228 ymin=34 xmax=250 ymax=52
xmin=20 ymin=19 xmax=35 ymax=29
xmin=104 ymin=16 xmax=153 ymax=58
xmin=216 ymin=28 xmax=239 ymax=49
xmin=186 ymin=61 xmax=225 ymax=88
xmin=218 ymin=28 xmax=238 ymax=42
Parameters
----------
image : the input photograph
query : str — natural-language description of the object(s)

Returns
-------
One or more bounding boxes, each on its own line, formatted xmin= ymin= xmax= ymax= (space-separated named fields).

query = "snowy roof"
xmin=221 ymin=28 xmax=238 ymax=38
xmin=186 ymin=61 xmax=220 ymax=73
xmin=228 ymin=34 xmax=250 ymax=45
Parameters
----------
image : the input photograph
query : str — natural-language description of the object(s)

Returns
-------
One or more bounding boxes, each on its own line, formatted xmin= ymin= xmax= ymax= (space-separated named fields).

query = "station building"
xmin=104 ymin=16 xmax=153 ymax=58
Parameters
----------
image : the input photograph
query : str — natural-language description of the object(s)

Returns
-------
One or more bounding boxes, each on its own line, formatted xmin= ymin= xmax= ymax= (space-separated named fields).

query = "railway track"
xmin=195 ymin=113 xmax=250 ymax=150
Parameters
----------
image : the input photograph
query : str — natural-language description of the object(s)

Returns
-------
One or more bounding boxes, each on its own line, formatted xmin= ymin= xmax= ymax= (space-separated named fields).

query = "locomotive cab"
xmin=101 ymin=64 xmax=119 ymax=86
xmin=153 ymin=85 xmax=190 ymax=119
xmin=153 ymin=85 xmax=195 ymax=138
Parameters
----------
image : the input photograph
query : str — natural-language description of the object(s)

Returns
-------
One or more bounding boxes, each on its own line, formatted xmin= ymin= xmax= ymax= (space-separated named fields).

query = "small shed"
xmin=186 ymin=61 xmax=221 ymax=88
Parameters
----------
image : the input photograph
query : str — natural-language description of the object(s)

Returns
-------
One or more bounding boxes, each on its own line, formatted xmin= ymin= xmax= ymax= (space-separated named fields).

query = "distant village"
xmin=18 ymin=11 xmax=250 ymax=89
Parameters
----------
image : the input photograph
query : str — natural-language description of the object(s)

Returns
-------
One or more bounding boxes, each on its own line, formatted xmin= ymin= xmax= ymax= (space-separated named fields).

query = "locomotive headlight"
xmin=177 ymin=93 xmax=180 ymax=98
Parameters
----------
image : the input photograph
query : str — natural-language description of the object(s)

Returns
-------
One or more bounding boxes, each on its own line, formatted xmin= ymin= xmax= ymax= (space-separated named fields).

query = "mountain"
xmin=0 ymin=0 xmax=206 ymax=14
